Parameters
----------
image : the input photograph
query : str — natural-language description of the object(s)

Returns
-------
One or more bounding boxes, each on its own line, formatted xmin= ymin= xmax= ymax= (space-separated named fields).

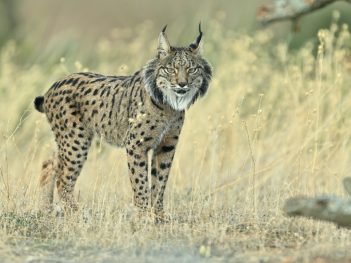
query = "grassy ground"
xmin=1 ymin=17 xmax=351 ymax=262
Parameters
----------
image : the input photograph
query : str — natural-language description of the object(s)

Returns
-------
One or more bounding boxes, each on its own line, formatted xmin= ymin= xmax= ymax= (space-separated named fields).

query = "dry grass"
xmin=1 ymin=17 xmax=351 ymax=262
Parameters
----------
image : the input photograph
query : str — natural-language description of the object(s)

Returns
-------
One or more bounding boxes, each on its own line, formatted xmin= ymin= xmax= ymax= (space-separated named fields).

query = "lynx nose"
xmin=178 ymin=82 xmax=187 ymax=88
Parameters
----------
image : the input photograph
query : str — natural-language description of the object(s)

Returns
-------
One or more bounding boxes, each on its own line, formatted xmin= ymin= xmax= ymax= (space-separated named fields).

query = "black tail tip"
xmin=34 ymin=96 xmax=45 ymax=113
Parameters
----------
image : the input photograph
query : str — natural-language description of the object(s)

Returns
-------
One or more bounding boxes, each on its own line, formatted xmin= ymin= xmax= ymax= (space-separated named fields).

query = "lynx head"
xmin=143 ymin=24 xmax=212 ymax=111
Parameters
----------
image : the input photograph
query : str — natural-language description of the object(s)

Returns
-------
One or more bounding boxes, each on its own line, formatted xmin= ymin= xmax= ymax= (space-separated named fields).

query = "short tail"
xmin=34 ymin=96 xmax=45 ymax=113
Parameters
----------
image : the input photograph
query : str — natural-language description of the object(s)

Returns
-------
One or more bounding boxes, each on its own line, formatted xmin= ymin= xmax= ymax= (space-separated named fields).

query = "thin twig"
xmin=243 ymin=121 xmax=257 ymax=215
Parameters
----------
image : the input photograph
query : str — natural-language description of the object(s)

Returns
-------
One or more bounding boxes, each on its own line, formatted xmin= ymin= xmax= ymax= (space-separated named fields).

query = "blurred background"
xmin=1 ymin=2 xmax=351 ymax=261
xmin=1 ymin=0 xmax=351 ymax=63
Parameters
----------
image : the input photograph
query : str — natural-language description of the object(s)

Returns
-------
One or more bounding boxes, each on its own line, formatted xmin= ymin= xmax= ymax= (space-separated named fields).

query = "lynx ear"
xmin=157 ymin=25 xmax=171 ymax=59
xmin=189 ymin=23 xmax=203 ymax=55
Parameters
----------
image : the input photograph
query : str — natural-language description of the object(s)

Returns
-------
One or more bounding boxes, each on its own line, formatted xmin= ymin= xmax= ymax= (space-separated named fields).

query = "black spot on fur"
xmin=84 ymin=88 xmax=92 ymax=95
xmin=151 ymin=168 xmax=157 ymax=176
xmin=66 ymin=78 xmax=74 ymax=85
xmin=160 ymin=162 xmax=171 ymax=170
xmin=90 ymin=78 xmax=106 ymax=83
xmin=161 ymin=145 xmax=175 ymax=153
xmin=72 ymin=78 xmax=80 ymax=86
xmin=92 ymin=110 xmax=98 ymax=117
xmin=77 ymin=80 xmax=86 ymax=88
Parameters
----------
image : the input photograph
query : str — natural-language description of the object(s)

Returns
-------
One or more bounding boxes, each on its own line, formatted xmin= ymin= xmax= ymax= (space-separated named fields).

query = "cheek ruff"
xmin=162 ymin=86 xmax=199 ymax=111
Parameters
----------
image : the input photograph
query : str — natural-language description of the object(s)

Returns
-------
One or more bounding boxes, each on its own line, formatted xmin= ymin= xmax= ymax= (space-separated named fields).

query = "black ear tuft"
xmin=162 ymin=25 xmax=167 ymax=33
xmin=196 ymin=22 xmax=203 ymax=45
xmin=189 ymin=23 xmax=203 ymax=53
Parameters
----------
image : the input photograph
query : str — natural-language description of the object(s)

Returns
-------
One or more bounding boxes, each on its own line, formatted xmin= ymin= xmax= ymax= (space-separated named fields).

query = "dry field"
xmin=0 ymin=18 xmax=351 ymax=262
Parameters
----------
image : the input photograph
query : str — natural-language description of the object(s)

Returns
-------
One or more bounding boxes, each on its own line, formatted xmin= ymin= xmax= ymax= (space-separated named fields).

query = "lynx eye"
xmin=164 ymin=67 xmax=176 ymax=74
xmin=187 ymin=67 xmax=198 ymax=74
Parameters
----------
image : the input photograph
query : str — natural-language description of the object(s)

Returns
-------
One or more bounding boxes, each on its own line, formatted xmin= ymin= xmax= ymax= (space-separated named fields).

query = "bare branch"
xmin=284 ymin=195 xmax=351 ymax=228
xmin=257 ymin=0 xmax=351 ymax=26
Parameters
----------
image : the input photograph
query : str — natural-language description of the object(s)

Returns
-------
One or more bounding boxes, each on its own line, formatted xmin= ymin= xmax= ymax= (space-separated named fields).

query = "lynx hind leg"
xmin=39 ymin=157 xmax=56 ymax=211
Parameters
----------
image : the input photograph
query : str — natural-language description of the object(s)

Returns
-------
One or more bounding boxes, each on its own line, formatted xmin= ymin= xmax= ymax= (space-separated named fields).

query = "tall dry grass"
xmin=0 ymin=16 xmax=351 ymax=262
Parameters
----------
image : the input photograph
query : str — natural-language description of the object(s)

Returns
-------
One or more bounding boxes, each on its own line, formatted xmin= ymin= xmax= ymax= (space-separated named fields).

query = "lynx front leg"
xmin=126 ymin=144 xmax=150 ymax=212
xmin=151 ymin=124 xmax=182 ymax=221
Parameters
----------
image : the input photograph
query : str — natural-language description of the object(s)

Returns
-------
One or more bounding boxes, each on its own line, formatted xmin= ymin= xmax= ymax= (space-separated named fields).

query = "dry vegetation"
xmin=1 ymin=16 xmax=351 ymax=262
